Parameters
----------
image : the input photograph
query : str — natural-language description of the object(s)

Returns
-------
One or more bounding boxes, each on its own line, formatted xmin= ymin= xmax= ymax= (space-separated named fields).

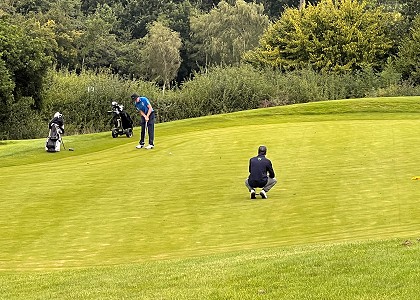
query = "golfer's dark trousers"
xmin=140 ymin=111 xmax=155 ymax=146
xmin=245 ymin=177 xmax=277 ymax=192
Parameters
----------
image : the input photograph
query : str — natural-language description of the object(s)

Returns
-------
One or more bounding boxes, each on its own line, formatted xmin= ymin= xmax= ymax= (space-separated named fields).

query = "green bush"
xmin=2 ymin=64 xmax=419 ymax=140
xmin=266 ymin=68 xmax=384 ymax=105
xmin=368 ymin=82 xmax=420 ymax=97
xmin=180 ymin=65 xmax=272 ymax=113
xmin=2 ymin=97 xmax=45 ymax=140
xmin=154 ymin=65 xmax=274 ymax=122
xmin=41 ymin=69 xmax=161 ymax=134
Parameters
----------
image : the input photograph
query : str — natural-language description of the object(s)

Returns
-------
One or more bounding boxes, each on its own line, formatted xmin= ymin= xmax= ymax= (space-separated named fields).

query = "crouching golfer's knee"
xmin=245 ymin=179 xmax=253 ymax=192
xmin=264 ymin=177 xmax=277 ymax=192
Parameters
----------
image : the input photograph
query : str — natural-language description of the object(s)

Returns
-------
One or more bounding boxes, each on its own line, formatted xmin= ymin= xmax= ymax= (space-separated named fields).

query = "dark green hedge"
xmin=2 ymin=65 xmax=420 ymax=139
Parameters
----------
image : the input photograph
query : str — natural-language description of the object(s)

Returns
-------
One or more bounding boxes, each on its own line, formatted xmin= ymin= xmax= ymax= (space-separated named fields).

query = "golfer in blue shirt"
xmin=131 ymin=93 xmax=155 ymax=149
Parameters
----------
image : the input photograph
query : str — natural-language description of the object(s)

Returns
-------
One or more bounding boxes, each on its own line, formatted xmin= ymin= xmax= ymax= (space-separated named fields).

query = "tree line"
xmin=0 ymin=0 xmax=419 ymax=139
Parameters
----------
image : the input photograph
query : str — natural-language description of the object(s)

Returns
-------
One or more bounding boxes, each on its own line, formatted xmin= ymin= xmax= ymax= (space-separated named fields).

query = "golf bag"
xmin=108 ymin=101 xmax=133 ymax=138
xmin=45 ymin=112 xmax=64 ymax=152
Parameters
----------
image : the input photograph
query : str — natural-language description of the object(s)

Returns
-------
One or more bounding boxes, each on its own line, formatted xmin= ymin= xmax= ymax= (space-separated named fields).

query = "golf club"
xmin=145 ymin=120 xmax=148 ymax=141
xmin=61 ymin=137 xmax=74 ymax=151
xmin=61 ymin=138 xmax=66 ymax=150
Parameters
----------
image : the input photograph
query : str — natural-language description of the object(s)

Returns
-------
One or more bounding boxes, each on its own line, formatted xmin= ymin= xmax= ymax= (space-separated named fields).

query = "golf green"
xmin=1 ymin=97 xmax=420 ymax=271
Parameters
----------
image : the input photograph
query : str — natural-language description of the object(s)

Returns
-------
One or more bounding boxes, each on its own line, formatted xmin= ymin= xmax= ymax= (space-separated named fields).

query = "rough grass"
xmin=1 ymin=96 xmax=420 ymax=299
xmin=1 ymin=239 xmax=419 ymax=299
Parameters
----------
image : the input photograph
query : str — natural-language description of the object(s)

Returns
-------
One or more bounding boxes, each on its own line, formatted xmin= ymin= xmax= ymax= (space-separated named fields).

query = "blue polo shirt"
xmin=134 ymin=97 xmax=154 ymax=114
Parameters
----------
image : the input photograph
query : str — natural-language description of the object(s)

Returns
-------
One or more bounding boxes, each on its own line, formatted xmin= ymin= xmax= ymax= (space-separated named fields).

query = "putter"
xmin=145 ymin=120 xmax=148 ymax=143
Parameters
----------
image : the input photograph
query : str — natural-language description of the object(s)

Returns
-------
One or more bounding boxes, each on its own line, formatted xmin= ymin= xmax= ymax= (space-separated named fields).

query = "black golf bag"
xmin=45 ymin=112 xmax=64 ymax=152
xmin=108 ymin=101 xmax=133 ymax=138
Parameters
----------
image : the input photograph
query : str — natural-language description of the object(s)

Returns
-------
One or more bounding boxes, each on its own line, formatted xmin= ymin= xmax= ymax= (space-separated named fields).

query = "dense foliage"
xmin=0 ymin=17 xmax=55 ymax=139
xmin=32 ymin=65 xmax=418 ymax=139
xmin=0 ymin=0 xmax=419 ymax=139
xmin=244 ymin=0 xmax=401 ymax=72
xmin=140 ymin=21 xmax=183 ymax=93
xmin=395 ymin=15 xmax=420 ymax=84
xmin=190 ymin=0 xmax=270 ymax=67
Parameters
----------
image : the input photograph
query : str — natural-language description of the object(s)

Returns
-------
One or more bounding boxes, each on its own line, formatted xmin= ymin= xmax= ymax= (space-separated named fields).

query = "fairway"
xmin=1 ymin=97 xmax=420 ymax=298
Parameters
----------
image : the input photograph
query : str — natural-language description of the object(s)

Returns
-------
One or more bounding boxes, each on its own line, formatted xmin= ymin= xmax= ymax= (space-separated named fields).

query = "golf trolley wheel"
xmin=126 ymin=129 xmax=133 ymax=138
xmin=112 ymin=129 xmax=119 ymax=138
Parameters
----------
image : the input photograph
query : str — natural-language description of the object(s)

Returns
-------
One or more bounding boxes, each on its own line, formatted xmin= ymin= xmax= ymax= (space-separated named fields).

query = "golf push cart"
xmin=108 ymin=101 xmax=134 ymax=138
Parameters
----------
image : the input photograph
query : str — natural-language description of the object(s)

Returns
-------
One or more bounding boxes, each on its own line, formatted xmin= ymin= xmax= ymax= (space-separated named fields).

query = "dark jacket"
xmin=248 ymin=155 xmax=275 ymax=188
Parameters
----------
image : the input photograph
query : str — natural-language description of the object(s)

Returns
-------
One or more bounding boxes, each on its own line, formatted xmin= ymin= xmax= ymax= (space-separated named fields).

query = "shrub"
xmin=267 ymin=68 xmax=383 ymax=105
xmin=368 ymin=81 xmax=420 ymax=97
xmin=41 ymin=69 xmax=161 ymax=134
xmin=156 ymin=65 xmax=274 ymax=121
xmin=3 ymin=64 xmax=418 ymax=140
xmin=3 ymin=97 xmax=45 ymax=139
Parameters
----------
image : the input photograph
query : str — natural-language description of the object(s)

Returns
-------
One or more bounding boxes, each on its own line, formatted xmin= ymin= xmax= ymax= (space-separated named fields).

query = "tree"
xmin=40 ymin=0 xmax=85 ymax=70
xmin=11 ymin=0 xmax=51 ymax=14
xmin=78 ymin=4 xmax=120 ymax=70
xmin=0 ymin=0 xmax=16 ymax=15
xmin=0 ymin=16 xmax=54 ymax=139
xmin=80 ymin=0 xmax=125 ymax=14
xmin=405 ymin=0 xmax=420 ymax=22
xmin=395 ymin=15 xmax=420 ymax=84
xmin=164 ymin=1 xmax=195 ymax=83
xmin=244 ymin=0 xmax=402 ymax=73
xmin=189 ymin=0 xmax=220 ymax=11
xmin=0 ymin=17 xmax=54 ymax=107
xmin=253 ymin=0 xmax=295 ymax=18
xmin=140 ymin=21 xmax=182 ymax=93
xmin=190 ymin=0 xmax=270 ymax=68
xmin=366 ymin=0 xmax=420 ymax=22
xmin=119 ymin=0 xmax=169 ymax=39
xmin=0 ymin=59 xmax=15 ymax=129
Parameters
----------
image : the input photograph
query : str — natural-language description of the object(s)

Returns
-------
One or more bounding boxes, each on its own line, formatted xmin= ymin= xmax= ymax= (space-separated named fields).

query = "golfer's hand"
xmin=145 ymin=116 xmax=149 ymax=122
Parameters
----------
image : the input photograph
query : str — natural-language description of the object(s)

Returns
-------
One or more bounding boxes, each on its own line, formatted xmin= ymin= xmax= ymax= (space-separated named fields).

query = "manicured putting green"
xmin=1 ymin=97 xmax=420 ymax=271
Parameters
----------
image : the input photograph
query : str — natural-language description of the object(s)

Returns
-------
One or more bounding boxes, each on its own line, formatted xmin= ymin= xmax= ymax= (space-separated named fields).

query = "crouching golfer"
xmin=245 ymin=145 xmax=277 ymax=199
xmin=131 ymin=93 xmax=155 ymax=149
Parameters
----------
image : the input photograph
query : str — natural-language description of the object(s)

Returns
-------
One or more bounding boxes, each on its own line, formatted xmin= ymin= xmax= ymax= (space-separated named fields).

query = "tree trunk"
xmin=299 ymin=0 xmax=305 ymax=9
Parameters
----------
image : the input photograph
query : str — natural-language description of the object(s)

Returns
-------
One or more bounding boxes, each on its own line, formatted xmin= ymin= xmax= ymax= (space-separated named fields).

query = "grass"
xmin=1 ymin=240 xmax=419 ymax=299
xmin=1 ymin=96 xmax=420 ymax=299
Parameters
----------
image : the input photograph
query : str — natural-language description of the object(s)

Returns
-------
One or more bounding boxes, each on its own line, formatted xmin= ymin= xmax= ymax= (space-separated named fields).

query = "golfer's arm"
xmin=267 ymin=162 xmax=275 ymax=178
xmin=146 ymin=104 xmax=153 ymax=118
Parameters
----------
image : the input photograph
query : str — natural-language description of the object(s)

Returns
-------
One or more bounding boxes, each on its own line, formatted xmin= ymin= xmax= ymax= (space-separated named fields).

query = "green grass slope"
xmin=1 ymin=97 xmax=420 ymax=299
